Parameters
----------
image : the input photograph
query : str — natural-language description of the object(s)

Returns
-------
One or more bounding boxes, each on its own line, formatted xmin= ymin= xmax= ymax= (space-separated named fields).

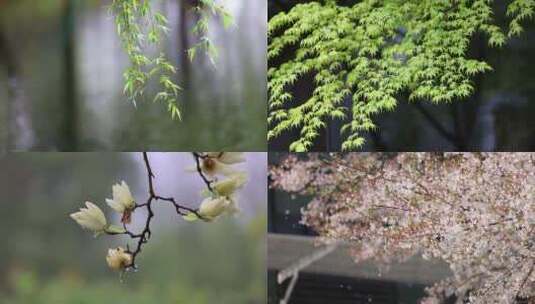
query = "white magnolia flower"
xmin=200 ymin=158 xmax=235 ymax=176
xmin=201 ymin=153 xmax=245 ymax=176
xmin=106 ymin=247 xmax=132 ymax=271
xmin=206 ymin=152 xmax=245 ymax=164
xmin=106 ymin=181 xmax=135 ymax=213
xmin=213 ymin=173 xmax=248 ymax=197
xmin=70 ymin=202 xmax=107 ymax=234
xmin=198 ymin=197 xmax=232 ymax=221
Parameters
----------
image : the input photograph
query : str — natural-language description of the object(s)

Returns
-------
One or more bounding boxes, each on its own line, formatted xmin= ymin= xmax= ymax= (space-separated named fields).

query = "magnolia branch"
xmin=109 ymin=152 xmax=205 ymax=269
xmin=70 ymin=152 xmax=247 ymax=274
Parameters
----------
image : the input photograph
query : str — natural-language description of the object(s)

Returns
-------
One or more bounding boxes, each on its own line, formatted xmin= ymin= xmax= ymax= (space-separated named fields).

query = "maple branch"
xmin=414 ymin=102 xmax=460 ymax=148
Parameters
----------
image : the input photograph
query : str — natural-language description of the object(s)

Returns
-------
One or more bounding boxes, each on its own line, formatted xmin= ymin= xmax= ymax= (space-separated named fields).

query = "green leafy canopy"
xmin=110 ymin=0 xmax=233 ymax=120
xmin=268 ymin=0 xmax=535 ymax=151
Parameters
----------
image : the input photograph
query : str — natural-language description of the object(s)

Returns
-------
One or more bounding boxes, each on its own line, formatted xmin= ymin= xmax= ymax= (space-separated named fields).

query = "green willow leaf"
xmin=110 ymin=0 xmax=233 ymax=120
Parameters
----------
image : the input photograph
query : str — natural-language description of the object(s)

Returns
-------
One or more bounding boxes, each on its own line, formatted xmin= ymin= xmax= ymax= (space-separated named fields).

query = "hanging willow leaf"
xmin=109 ymin=0 xmax=234 ymax=120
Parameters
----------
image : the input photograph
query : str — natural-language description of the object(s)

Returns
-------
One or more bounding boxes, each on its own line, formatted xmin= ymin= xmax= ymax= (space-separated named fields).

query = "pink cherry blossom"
xmin=271 ymin=153 xmax=535 ymax=303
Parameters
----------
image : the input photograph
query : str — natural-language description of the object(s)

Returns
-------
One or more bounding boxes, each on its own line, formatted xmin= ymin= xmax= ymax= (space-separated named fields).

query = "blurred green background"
xmin=0 ymin=0 xmax=266 ymax=151
xmin=0 ymin=152 xmax=267 ymax=303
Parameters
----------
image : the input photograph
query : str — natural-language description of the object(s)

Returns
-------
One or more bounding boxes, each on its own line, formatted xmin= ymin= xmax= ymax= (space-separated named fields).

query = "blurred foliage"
xmin=116 ymin=84 xmax=266 ymax=150
xmin=0 ymin=86 xmax=5 ymax=153
xmin=0 ymin=0 xmax=102 ymax=24
xmin=0 ymin=218 xmax=266 ymax=304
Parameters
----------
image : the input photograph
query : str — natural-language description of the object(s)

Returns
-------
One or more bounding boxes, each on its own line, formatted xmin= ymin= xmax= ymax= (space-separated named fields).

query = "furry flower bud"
xmin=198 ymin=197 xmax=232 ymax=221
xmin=106 ymin=247 xmax=132 ymax=271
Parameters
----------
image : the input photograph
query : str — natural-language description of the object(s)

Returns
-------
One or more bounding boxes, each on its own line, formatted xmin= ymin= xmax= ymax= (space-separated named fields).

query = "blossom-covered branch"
xmin=70 ymin=152 xmax=247 ymax=274
xmin=271 ymin=153 xmax=535 ymax=303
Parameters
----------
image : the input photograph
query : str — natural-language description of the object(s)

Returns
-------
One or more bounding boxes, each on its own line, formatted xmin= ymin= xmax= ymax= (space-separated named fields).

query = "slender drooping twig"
xmin=192 ymin=152 xmax=216 ymax=194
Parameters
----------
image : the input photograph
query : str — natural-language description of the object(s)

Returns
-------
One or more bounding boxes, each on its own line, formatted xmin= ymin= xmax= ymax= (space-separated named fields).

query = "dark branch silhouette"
xmin=192 ymin=152 xmax=217 ymax=193
xmin=414 ymin=102 xmax=462 ymax=149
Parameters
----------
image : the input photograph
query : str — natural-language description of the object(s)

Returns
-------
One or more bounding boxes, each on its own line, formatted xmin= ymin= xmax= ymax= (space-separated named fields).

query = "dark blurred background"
xmin=0 ymin=152 xmax=267 ymax=303
xmin=268 ymin=0 xmax=535 ymax=152
xmin=0 ymin=0 xmax=266 ymax=152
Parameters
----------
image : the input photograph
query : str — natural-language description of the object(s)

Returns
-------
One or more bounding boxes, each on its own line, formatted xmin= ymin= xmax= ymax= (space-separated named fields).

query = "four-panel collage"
xmin=1 ymin=1 xmax=534 ymax=304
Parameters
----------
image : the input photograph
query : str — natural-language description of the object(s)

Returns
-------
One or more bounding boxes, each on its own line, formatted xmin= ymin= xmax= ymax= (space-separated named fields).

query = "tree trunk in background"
xmin=0 ymin=29 xmax=35 ymax=150
xmin=178 ymin=1 xmax=193 ymax=113
xmin=452 ymin=31 xmax=486 ymax=151
xmin=61 ymin=0 xmax=78 ymax=151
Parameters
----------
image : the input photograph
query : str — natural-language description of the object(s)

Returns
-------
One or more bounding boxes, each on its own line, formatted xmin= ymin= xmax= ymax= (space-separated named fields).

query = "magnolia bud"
xmin=106 ymin=247 xmax=132 ymax=271
xmin=198 ymin=197 xmax=231 ymax=221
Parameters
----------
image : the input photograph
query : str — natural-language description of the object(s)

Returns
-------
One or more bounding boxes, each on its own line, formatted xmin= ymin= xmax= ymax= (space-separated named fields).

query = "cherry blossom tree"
xmin=271 ymin=153 xmax=534 ymax=304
